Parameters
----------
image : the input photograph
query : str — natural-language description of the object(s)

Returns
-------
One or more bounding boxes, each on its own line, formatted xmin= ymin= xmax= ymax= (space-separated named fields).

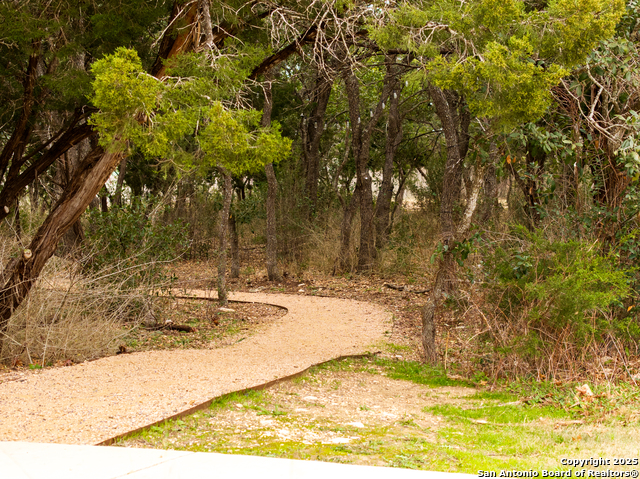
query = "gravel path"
xmin=0 ymin=290 xmax=390 ymax=445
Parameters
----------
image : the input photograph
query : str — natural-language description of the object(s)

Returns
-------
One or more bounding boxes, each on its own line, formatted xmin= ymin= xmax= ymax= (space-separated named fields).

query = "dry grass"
xmin=0 ymin=235 xmax=171 ymax=367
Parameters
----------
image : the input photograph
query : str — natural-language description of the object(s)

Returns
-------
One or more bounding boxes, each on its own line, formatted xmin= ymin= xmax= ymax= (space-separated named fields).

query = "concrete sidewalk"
xmin=0 ymin=442 xmax=476 ymax=478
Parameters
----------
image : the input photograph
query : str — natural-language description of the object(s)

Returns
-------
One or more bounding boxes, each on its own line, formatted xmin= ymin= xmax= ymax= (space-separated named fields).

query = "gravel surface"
xmin=0 ymin=290 xmax=390 ymax=445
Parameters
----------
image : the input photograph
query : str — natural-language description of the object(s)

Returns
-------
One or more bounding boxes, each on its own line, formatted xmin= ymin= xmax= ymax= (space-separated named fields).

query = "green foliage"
xmin=0 ymin=0 xmax=168 ymax=124
xmin=84 ymin=202 xmax=189 ymax=286
xmin=231 ymin=191 xmax=266 ymax=225
xmin=90 ymin=48 xmax=292 ymax=174
xmin=198 ymin=103 xmax=292 ymax=175
xmin=90 ymin=48 xmax=165 ymax=151
xmin=543 ymin=0 xmax=626 ymax=66
xmin=431 ymin=233 xmax=481 ymax=267
xmin=370 ymin=0 xmax=625 ymax=127
xmin=483 ymin=228 xmax=635 ymax=347
xmin=430 ymin=38 xmax=566 ymax=127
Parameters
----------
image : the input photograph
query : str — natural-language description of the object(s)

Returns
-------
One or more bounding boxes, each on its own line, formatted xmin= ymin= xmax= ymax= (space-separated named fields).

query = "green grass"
xmin=372 ymin=357 xmax=473 ymax=387
xmin=305 ymin=355 xmax=472 ymax=388
xmin=427 ymin=402 xmax=571 ymax=424
xmin=208 ymin=389 xmax=264 ymax=411
xmin=469 ymin=390 xmax=519 ymax=401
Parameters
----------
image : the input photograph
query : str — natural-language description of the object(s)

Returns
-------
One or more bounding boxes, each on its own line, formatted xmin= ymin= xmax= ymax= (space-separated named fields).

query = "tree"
xmin=0 ymin=0 xmax=170 ymax=222
xmin=371 ymin=0 xmax=625 ymax=362
xmin=90 ymin=48 xmax=291 ymax=303
xmin=0 ymin=0 xmax=173 ymax=335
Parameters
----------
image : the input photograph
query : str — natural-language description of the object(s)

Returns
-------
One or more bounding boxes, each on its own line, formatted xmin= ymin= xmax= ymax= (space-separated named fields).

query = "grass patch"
xmin=504 ymin=379 xmax=640 ymax=423
xmin=427 ymin=402 xmax=571 ymax=424
xmin=372 ymin=357 xmax=473 ymax=387
xmin=469 ymin=390 xmax=520 ymax=402
xmin=209 ymin=389 xmax=264 ymax=411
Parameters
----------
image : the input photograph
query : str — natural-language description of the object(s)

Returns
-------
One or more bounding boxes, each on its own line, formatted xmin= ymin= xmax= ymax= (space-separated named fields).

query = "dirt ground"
xmin=167 ymin=258 xmax=440 ymax=363
xmin=121 ymin=362 xmax=478 ymax=469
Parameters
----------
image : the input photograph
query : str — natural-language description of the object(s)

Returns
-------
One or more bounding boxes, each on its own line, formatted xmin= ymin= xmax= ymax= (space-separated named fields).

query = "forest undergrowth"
xmin=1 ymin=199 xmax=640 ymax=392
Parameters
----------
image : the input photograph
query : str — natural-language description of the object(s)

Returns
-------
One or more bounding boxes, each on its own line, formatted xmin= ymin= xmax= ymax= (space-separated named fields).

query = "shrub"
xmin=84 ymin=200 xmax=189 ymax=287
xmin=478 ymin=227 xmax=638 ymax=376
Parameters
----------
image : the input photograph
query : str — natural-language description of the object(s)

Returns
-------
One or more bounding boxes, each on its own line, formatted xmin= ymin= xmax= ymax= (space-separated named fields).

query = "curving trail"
xmin=0 ymin=290 xmax=390 ymax=445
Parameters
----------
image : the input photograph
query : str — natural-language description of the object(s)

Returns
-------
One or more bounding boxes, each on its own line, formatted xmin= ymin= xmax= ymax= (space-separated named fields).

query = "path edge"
xmin=96 ymin=351 xmax=381 ymax=447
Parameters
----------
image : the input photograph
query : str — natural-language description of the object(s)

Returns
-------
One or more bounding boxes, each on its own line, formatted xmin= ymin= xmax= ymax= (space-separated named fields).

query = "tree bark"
xmin=264 ymin=163 xmax=281 ymax=281
xmin=56 ymin=135 xmax=92 ymax=255
xmin=421 ymin=295 xmax=438 ymax=364
xmin=100 ymin=189 xmax=109 ymax=213
xmin=334 ymin=187 xmax=359 ymax=274
xmin=0 ymin=118 xmax=93 ymax=223
xmin=0 ymin=48 xmax=40 ymax=181
xmin=342 ymin=56 xmax=397 ymax=272
xmin=0 ymin=0 xmax=212 ymax=337
xmin=29 ymin=182 xmax=40 ymax=214
xmin=343 ymin=71 xmax=376 ymax=272
xmin=389 ymin=168 xmax=408 ymax=228
xmin=249 ymin=25 xmax=318 ymax=81
xmin=478 ymin=164 xmax=498 ymax=223
xmin=420 ymin=86 xmax=471 ymax=363
xmin=0 ymin=146 xmax=123 ymax=335
xmin=113 ymin=156 xmax=128 ymax=207
xmin=13 ymin=198 xmax=21 ymax=242
xmin=374 ymin=64 xmax=403 ymax=250
xmin=430 ymin=86 xmax=468 ymax=251
xmin=0 ymin=4 xmax=199 ymax=334
xmin=229 ymin=211 xmax=240 ymax=279
xmin=261 ymin=73 xmax=282 ymax=282
xmin=508 ymin=143 xmax=545 ymax=229
xmin=302 ymin=71 xmax=333 ymax=219
xmin=458 ymin=163 xmax=485 ymax=236
xmin=217 ymin=169 xmax=233 ymax=305
xmin=151 ymin=1 xmax=200 ymax=78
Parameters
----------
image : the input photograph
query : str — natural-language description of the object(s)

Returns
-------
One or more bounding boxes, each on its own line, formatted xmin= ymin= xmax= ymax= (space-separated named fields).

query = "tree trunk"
xmin=421 ymin=254 xmax=456 ymax=364
xmin=265 ymin=162 xmax=281 ymax=281
xmin=54 ymin=137 xmax=91 ymax=256
xmin=342 ymin=57 xmax=397 ymax=272
xmin=229 ymin=211 xmax=240 ymax=279
xmin=0 ymin=147 xmax=123 ymax=335
xmin=100 ymin=193 xmax=109 ymax=213
xmin=0 ymin=0 xmax=204 ymax=336
xmin=113 ymin=156 xmax=128 ymax=206
xmin=458 ymin=164 xmax=485 ymax=236
xmin=0 ymin=121 xmax=93 ymax=222
xmin=342 ymin=72 xmax=375 ymax=272
xmin=13 ymin=198 xmax=21 ymax=242
xmin=29 ymin=182 xmax=39 ymax=214
xmin=150 ymin=1 xmax=200 ymax=78
xmin=303 ymin=72 xmax=333 ymax=219
xmin=0 ymin=48 xmax=40 ymax=182
xmin=217 ymin=169 xmax=233 ymax=305
xmin=334 ymin=187 xmax=359 ymax=274
xmin=430 ymin=86 xmax=467 ymax=250
xmin=261 ymin=73 xmax=282 ymax=282
xmin=420 ymin=86 xmax=471 ymax=363
xmin=374 ymin=71 xmax=403 ymax=250
xmin=509 ymin=144 xmax=545 ymax=229
xmin=389 ymin=169 xmax=408 ymax=228
xmin=478 ymin=164 xmax=498 ymax=223
xmin=421 ymin=297 xmax=438 ymax=364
